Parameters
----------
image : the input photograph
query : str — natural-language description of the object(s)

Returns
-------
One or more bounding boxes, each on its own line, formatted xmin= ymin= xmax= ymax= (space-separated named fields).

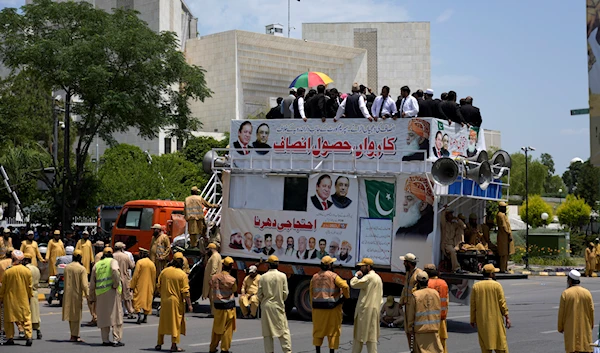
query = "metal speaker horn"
xmin=432 ymin=157 xmax=459 ymax=186
xmin=202 ymin=151 xmax=229 ymax=174
xmin=465 ymin=160 xmax=493 ymax=190
xmin=466 ymin=150 xmax=488 ymax=163
xmin=490 ymin=150 xmax=511 ymax=178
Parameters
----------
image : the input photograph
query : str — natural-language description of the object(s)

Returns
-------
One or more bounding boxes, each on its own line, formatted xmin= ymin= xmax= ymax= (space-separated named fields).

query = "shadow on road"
xmin=447 ymin=320 xmax=477 ymax=333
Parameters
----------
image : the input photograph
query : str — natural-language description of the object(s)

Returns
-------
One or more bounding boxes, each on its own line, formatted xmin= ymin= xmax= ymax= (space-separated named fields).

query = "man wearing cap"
xmin=0 ymin=250 xmax=34 ymax=346
xmin=585 ymin=242 xmax=597 ymax=277
xmin=350 ymin=258 xmax=383 ymax=353
xmin=76 ymin=230 xmax=95 ymax=275
xmin=89 ymin=247 xmax=125 ymax=347
xmin=203 ymin=243 xmax=222 ymax=316
xmin=595 ymin=238 xmax=600 ymax=272
xmin=56 ymin=245 xmax=75 ymax=266
xmin=209 ymin=256 xmax=237 ymax=353
xmin=131 ymin=247 xmax=156 ymax=324
xmin=258 ymin=255 xmax=292 ymax=353
xmin=424 ymin=264 xmax=449 ymax=353
xmin=20 ymin=230 xmax=45 ymax=267
xmin=85 ymin=240 xmax=105 ymax=326
xmin=399 ymin=253 xmax=425 ymax=348
xmin=185 ymin=186 xmax=218 ymax=249
xmin=418 ymin=89 xmax=448 ymax=121
xmin=150 ymin=224 xmax=171 ymax=275
xmin=240 ymin=265 xmax=261 ymax=319
xmin=311 ymin=255 xmax=350 ymax=353
xmin=407 ymin=271 xmax=444 ymax=353
xmin=22 ymin=253 xmax=42 ymax=340
xmin=496 ymin=202 xmax=514 ymax=273
xmin=113 ymin=242 xmax=136 ymax=318
xmin=558 ymin=270 xmax=594 ymax=353
xmin=94 ymin=241 xmax=105 ymax=263
xmin=380 ymin=296 xmax=403 ymax=328
xmin=63 ymin=249 xmax=89 ymax=342
xmin=470 ymin=264 xmax=510 ymax=353
xmin=396 ymin=175 xmax=435 ymax=237
xmin=440 ymin=210 xmax=462 ymax=273
xmin=0 ymin=228 xmax=13 ymax=260
xmin=156 ymin=252 xmax=192 ymax=352
xmin=46 ymin=230 xmax=66 ymax=277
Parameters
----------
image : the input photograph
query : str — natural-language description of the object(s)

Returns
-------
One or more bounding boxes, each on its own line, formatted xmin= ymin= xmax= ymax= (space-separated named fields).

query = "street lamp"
xmin=288 ymin=0 xmax=301 ymax=38
xmin=558 ymin=188 xmax=563 ymax=204
xmin=541 ymin=212 xmax=549 ymax=228
xmin=521 ymin=146 xmax=535 ymax=270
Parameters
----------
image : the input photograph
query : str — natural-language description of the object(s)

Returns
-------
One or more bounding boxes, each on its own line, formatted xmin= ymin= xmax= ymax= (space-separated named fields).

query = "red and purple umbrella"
xmin=289 ymin=72 xmax=334 ymax=88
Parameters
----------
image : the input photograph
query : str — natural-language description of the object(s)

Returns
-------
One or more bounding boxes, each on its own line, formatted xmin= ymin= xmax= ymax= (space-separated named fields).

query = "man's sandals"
xmin=69 ymin=336 xmax=84 ymax=343
xmin=155 ymin=345 xmax=185 ymax=352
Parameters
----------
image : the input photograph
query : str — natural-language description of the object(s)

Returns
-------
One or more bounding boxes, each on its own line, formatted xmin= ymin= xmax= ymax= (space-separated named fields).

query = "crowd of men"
xmin=266 ymin=82 xmax=482 ymax=127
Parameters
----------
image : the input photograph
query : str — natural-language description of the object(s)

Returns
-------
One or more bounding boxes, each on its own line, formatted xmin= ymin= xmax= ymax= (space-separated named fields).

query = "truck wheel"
xmin=293 ymin=279 xmax=312 ymax=321
xmin=342 ymin=298 xmax=357 ymax=320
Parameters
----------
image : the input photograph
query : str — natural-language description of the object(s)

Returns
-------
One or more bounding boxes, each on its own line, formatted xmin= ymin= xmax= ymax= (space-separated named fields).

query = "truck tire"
xmin=293 ymin=279 xmax=312 ymax=321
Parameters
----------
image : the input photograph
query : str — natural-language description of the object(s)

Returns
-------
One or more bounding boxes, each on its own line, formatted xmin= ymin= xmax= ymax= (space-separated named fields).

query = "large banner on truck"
xmin=428 ymin=119 xmax=486 ymax=160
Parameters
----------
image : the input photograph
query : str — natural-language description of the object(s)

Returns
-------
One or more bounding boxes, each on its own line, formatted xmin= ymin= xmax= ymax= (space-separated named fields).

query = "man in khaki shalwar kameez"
xmin=203 ymin=243 xmax=222 ymax=316
xmin=209 ymin=256 xmax=237 ymax=353
xmin=150 ymin=224 xmax=171 ymax=275
xmin=350 ymin=258 xmax=383 ymax=353
xmin=407 ymin=271 xmax=444 ymax=353
xmin=240 ymin=265 xmax=261 ymax=318
xmin=185 ymin=186 xmax=218 ymax=249
xmin=0 ymin=250 xmax=33 ymax=346
xmin=496 ymin=202 xmax=514 ymax=273
xmin=399 ymin=253 xmax=425 ymax=348
xmin=558 ymin=270 xmax=595 ymax=353
xmin=380 ymin=296 xmax=404 ymax=328
xmin=0 ymin=228 xmax=13 ymax=259
xmin=86 ymin=240 xmax=105 ymax=326
xmin=258 ymin=255 xmax=292 ymax=353
xmin=23 ymin=253 xmax=42 ymax=339
xmin=89 ymin=247 xmax=124 ymax=347
xmin=75 ymin=230 xmax=95 ymax=275
xmin=113 ymin=242 xmax=135 ymax=318
xmin=470 ymin=264 xmax=510 ymax=353
xmin=46 ymin=230 xmax=66 ymax=277
xmin=440 ymin=211 xmax=461 ymax=273
xmin=156 ymin=252 xmax=192 ymax=352
xmin=130 ymin=247 xmax=156 ymax=324
xmin=585 ymin=242 xmax=597 ymax=277
xmin=62 ymin=250 xmax=89 ymax=342
xmin=20 ymin=230 xmax=45 ymax=267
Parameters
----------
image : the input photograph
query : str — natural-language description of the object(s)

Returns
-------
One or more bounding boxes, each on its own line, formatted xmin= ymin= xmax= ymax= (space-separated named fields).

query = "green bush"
xmin=519 ymin=195 xmax=553 ymax=228
xmin=556 ymin=195 xmax=591 ymax=229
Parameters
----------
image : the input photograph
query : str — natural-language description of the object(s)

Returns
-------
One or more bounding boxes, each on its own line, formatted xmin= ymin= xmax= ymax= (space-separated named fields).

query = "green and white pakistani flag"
xmin=364 ymin=180 xmax=395 ymax=219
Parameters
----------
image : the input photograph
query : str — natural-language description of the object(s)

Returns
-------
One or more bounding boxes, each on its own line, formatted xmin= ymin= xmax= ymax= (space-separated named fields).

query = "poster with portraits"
xmin=429 ymin=119 xmax=486 ymax=160
xmin=391 ymin=174 xmax=438 ymax=272
xmin=220 ymin=171 xmax=359 ymax=266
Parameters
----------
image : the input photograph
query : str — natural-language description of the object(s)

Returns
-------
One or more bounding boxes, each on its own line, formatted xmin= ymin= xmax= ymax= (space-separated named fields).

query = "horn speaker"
xmin=202 ymin=151 xmax=229 ymax=174
xmin=465 ymin=161 xmax=493 ymax=190
xmin=490 ymin=150 xmax=512 ymax=178
xmin=466 ymin=150 xmax=488 ymax=163
xmin=432 ymin=157 xmax=459 ymax=186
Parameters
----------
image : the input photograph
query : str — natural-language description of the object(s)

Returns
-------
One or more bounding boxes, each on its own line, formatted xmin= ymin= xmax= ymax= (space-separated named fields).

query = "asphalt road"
xmin=4 ymin=276 xmax=599 ymax=353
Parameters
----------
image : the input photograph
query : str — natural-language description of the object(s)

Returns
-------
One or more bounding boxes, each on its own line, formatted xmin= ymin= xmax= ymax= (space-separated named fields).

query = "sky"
xmin=0 ymin=0 xmax=589 ymax=174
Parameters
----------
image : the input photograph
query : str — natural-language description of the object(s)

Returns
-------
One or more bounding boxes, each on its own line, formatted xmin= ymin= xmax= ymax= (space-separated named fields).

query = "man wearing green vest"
xmin=89 ymin=247 xmax=124 ymax=347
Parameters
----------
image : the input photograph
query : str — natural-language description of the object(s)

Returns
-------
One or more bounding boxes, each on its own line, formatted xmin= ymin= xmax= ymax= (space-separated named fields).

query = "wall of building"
xmin=185 ymin=30 xmax=368 ymax=133
xmin=483 ymin=129 xmax=501 ymax=149
xmin=302 ymin=22 xmax=431 ymax=95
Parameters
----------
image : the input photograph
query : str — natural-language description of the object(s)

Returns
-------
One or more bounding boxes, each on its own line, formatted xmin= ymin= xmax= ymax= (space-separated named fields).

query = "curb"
xmin=512 ymin=271 xmax=592 ymax=277
xmin=38 ymin=293 xmax=46 ymax=301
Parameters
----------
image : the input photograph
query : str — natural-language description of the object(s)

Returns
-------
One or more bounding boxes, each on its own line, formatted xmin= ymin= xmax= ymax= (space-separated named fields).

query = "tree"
xmin=507 ymin=152 xmax=548 ymax=196
xmin=556 ymin=194 xmax=592 ymax=229
xmin=574 ymin=160 xmax=600 ymax=209
xmin=562 ymin=161 xmax=583 ymax=194
xmin=546 ymin=175 xmax=566 ymax=195
xmin=540 ymin=153 xmax=555 ymax=175
xmin=0 ymin=0 xmax=212 ymax=228
xmin=519 ymin=195 xmax=553 ymax=228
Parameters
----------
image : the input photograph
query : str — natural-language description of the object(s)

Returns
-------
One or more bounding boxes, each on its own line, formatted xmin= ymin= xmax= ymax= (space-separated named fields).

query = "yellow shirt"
xmin=241 ymin=274 xmax=261 ymax=296
xmin=470 ymin=279 xmax=509 ymax=351
xmin=20 ymin=240 xmax=44 ymax=267
xmin=558 ymin=285 xmax=594 ymax=353
xmin=75 ymin=239 xmax=95 ymax=274
xmin=0 ymin=264 xmax=33 ymax=322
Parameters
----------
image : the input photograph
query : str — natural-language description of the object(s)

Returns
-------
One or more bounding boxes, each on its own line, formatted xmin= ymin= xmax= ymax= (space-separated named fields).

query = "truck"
xmin=198 ymin=117 xmax=525 ymax=320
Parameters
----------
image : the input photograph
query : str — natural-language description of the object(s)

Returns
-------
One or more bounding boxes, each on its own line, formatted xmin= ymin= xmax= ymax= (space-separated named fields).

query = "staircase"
xmin=200 ymin=171 xmax=223 ymax=226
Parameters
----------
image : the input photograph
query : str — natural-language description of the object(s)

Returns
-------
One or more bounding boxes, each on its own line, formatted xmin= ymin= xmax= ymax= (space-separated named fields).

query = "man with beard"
xmin=75 ymin=230 xmax=95 ymax=275
xmin=399 ymin=253 xmax=424 ymax=349
xmin=263 ymin=234 xmax=276 ymax=255
xmin=150 ymin=224 xmax=170 ymax=275
xmin=339 ymin=241 xmax=353 ymax=263
xmin=558 ymin=270 xmax=594 ymax=353
xmin=0 ymin=228 xmax=13 ymax=259
xmin=311 ymin=174 xmax=333 ymax=211
xmin=275 ymin=234 xmax=285 ymax=257
xmin=395 ymin=175 xmax=435 ymax=238
xmin=46 ymin=230 xmax=66 ymax=277
xmin=316 ymin=239 xmax=328 ymax=259
xmin=184 ymin=186 xmax=218 ymax=249
xmin=243 ymin=232 xmax=254 ymax=253
xmin=130 ymin=248 xmax=156 ymax=325
xmin=20 ymin=230 xmax=45 ymax=267
xmin=466 ymin=130 xmax=479 ymax=158
xmin=285 ymin=237 xmax=295 ymax=256
xmin=466 ymin=214 xmax=485 ymax=246
xmin=233 ymin=121 xmax=253 ymax=155
xmin=406 ymin=272 xmax=444 ymax=353
xmin=328 ymin=237 xmax=341 ymax=259
xmin=350 ymin=258 xmax=383 ymax=353
xmin=229 ymin=229 xmax=244 ymax=250
xmin=113 ymin=242 xmax=135 ymax=319
xmin=252 ymin=234 xmax=265 ymax=254
xmin=252 ymin=123 xmax=272 ymax=155
xmin=240 ymin=265 xmax=261 ymax=319
xmin=307 ymin=237 xmax=317 ymax=259
xmin=331 ymin=176 xmax=352 ymax=209
xmin=202 ymin=243 xmax=222 ymax=317
xmin=402 ymin=119 xmax=430 ymax=162
xmin=296 ymin=236 xmax=308 ymax=259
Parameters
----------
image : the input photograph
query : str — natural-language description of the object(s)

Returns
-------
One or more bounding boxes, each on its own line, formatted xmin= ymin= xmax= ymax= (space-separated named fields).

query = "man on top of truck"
xmin=184 ymin=186 xmax=218 ymax=249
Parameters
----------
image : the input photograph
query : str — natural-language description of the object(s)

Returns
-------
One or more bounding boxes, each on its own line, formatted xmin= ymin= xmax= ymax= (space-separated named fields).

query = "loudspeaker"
xmin=465 ymin=160 xmax=493 ymax=190
xmin=432 ymin=157 xmax=459 ymax=185
xmin=490 ymin=150 xmax=511 ymax=178
xmin=202 ymin=151 xmax=229 ymax=174
xmin=466 ymin=150 xmax=488 ymax=163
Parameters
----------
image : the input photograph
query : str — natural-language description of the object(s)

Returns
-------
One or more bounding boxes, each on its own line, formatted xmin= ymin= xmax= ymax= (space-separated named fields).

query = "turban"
xmin=405 ymin=175 xmax=434 ymax=205
xmin=408 ymin=119 xmax=430 ymax=139
xmin=12 ymin=250 xmax=24 ymax=261
xmin=469 ymin=129 xmax=477 ymax=138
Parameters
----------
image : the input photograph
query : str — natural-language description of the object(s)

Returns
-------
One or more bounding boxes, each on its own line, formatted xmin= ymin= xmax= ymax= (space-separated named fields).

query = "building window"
xmin=164 ymin=138 xmax=171 ymax=154
xmin=176 ymin=138 xmax=184 ymax=151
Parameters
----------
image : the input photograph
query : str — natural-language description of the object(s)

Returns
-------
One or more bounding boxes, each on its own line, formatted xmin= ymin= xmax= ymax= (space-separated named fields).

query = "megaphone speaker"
xmin=466 ymin=150 xmax=488 ymax=163
xmin=432 ymin=157 xmax=459 ymax=186
xmin=490 ymin=150 xmax=512 ymax=168
xmin=465 ymin=160 xmax=493 ymax=190
xmin=202 ymin=151 xmax=229 ymax=174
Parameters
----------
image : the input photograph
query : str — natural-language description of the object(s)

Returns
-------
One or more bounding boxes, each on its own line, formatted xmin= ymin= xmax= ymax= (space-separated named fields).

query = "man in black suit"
xmin=233 ymin=121 xmax=253 ymax=155
xmin=262 ymin=234 xmax=275 ymax=255
xmin=459 ymin=96 xmax=482 ymax=127
xmin=418 ymin=89 xmax=449 ymax=121
xmin=326 ymin=88 xmax=340 ymax=119
xmin=310 ymin=174 xmax=333 ymax=211
xmin=440 ymin=91 xmax=465 ymax=126
xmin=266 ymin=97 xmax=284 ymax=119
xmin=308 ymin=84 xmax=328 ymax=122
xmin=331 ymin=176 xmax=352 ymax=209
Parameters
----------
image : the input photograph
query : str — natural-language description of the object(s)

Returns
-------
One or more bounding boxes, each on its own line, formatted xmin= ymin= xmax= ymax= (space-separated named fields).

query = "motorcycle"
xmin=47 ymin=264 xmax=66 ymax=306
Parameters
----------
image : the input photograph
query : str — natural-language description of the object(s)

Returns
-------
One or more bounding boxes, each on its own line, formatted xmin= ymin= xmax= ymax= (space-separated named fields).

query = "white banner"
xmin=429 ymin=119 xmax=486 ymax=160
xmin=358 ymin=218 xmax=393 ymax=265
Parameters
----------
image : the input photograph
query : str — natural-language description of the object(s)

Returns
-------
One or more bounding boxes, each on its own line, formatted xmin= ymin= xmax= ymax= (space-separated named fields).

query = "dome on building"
xmin=570 ymin=157 xmax=584 ymax=164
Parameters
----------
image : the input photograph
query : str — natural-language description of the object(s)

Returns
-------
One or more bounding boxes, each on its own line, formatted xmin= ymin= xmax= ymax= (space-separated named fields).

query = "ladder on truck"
xmin=200 ymin=171 xmax=223 ymax=226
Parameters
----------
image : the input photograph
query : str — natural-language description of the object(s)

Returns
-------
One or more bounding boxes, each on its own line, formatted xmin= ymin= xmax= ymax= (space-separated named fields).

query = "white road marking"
xmin=447 ymin=315 xmax=470 ymax=320
xmin=542 ymin=324 xmax=597 ymax=334
xmin=189 ymin=335 xmax=264 ymax=347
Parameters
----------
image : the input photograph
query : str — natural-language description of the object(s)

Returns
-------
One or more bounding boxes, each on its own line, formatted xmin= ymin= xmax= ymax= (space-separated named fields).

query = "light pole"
xmin=288 ymin=0 xmax=300 ymax=38
xmin=521 ymin=146 xmax=535 ymax=269
xmin=558 ymin=188 xmax=563 ymax=204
